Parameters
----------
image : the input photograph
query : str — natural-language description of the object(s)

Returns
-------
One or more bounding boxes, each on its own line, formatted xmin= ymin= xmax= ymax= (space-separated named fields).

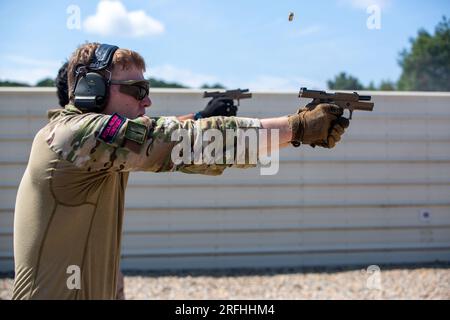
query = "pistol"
xmin=203 ymin=88 xmax=252 ymax=106
xmin=299 ymin=87 xmax=374 ymax=119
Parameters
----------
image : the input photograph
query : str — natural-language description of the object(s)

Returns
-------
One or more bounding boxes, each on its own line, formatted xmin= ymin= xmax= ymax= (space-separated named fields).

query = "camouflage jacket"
xmin=12 ymin=105 xmax=263 ymax=300
xmin=45 ymin=105 xmax=262 ymax=175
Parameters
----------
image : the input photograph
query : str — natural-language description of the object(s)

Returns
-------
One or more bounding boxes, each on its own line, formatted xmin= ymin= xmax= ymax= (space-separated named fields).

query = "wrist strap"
xmin=194 ymin=111 xmax=203 ymax=120
xmin=287 ymin=114 xmax=302 ymax=147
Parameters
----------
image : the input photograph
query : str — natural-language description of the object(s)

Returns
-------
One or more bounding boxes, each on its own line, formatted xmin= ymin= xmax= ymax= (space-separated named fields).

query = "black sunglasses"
xmin=110 ymin=80 xmax=150 ymax=101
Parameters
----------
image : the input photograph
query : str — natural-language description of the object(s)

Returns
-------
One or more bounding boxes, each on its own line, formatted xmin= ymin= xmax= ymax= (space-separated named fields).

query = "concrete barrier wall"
xmin=1 ymin=88 xmax=449 ymax=271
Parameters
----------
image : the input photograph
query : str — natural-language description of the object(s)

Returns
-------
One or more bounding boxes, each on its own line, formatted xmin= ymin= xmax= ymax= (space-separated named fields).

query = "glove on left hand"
xmin=198 ymin=97 xmax=237 ymax=118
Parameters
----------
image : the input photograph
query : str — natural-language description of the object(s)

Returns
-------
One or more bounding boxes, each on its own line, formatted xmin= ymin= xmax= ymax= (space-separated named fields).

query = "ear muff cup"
xmin=72 ymin=44 xmax=119 ymax=113
xmin=73 ymin=72 xmax=108 ymax=113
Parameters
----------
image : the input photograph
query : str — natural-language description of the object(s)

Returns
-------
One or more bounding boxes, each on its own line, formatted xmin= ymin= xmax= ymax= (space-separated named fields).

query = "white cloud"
xmin=0 ymin=55 xmax=62 ymax=85
xmin=147 ymin=64 xmax=324 ymax=91
xmin=4 ymin=55 xmax=60 ymax=69
xmin=0 ymin=67 xmax=57 ymax=85
xmin=243 ymin=75 xmax=324 ymax=91
xmin=338 ymin=0 xmax=391 ymax=9
xmin=148 ymin=64 xmax=219 ymax=88
xmin=0 ymin=55 xmax=323 ymax=91
xmin=83 ymin=0 xmax=164 ymax=37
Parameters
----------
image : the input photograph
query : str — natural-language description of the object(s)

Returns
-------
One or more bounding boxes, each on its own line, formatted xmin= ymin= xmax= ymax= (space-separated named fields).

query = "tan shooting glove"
xmin=287 ymin=103 xmax=350 ymax=148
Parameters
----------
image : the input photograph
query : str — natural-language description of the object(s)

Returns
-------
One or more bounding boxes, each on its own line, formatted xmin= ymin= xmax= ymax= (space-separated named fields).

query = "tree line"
xmin=328 ymin=16 xmax=449 ymax=91
xmin=1 ymin=17 xmax=448 ymax=91
xmin=0 ymin=77 xmax=225 ymax=90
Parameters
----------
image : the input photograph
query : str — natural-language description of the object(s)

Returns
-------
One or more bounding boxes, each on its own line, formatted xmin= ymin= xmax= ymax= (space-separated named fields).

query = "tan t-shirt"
xmin=12 ymin=105 xmax=261 ymax=299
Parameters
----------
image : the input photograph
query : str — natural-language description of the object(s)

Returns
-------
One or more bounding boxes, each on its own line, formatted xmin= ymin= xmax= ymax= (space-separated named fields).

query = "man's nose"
xmin=141 ymin=96 xmax=152 ymax=108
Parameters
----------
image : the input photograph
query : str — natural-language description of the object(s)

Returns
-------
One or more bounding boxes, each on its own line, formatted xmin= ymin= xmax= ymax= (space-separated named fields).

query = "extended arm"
xmin=46 ymin=103 xmax=348 ymax=175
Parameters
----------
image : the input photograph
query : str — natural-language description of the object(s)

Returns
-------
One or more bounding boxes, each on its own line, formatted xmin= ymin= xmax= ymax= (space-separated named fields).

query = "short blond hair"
xmin=67 ymin=42 xmax=146 ymax=102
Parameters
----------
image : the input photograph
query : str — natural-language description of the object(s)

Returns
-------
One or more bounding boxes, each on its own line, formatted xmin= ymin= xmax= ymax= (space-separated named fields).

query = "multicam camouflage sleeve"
xmin=45 ymin=106 xmax=262 ymax=175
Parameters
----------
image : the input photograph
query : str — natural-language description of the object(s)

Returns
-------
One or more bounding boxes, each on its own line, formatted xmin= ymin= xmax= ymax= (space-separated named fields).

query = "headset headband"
xmin=89 ymin=44 xmax=119 ymax=71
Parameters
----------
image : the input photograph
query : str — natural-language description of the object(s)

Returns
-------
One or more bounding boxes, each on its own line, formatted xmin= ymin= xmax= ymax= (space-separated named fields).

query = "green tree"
xmin=327 ymin=72 xmax=365 ymax=90
xmin=366 ymin=81 xmax=377 ymax=91
xmin=378 ymin=80 xmax=396 ymax=91
xmin=36 ymin=78 xmax=55 ymax=87
xmin=200 ymin=83 xmax=226 ymax=89
xmin=148 ymin=77 xmax=188 ymax=88
xmin=397 ymin=16 xmax=450 ymax=91
xmin=0 ymin=80 xmax=30 ymax=87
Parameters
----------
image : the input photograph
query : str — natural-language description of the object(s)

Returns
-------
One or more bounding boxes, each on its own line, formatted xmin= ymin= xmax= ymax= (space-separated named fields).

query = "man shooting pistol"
xmin=12 ymin=43 xmax=354 ymax=300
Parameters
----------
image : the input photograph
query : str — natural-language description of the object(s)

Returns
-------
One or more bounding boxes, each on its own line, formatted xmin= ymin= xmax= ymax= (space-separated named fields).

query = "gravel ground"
xmin=1 ymin=263 xmax=449 ymax=300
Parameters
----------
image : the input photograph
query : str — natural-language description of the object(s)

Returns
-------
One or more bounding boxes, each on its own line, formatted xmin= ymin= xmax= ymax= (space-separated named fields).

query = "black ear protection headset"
xmin=72 ymin=44 xmax=119 ymax=113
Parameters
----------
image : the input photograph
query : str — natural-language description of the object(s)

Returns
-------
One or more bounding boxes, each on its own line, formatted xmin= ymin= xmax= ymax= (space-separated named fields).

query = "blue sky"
xmin=0 ymin=0 xmax=448 ymax=90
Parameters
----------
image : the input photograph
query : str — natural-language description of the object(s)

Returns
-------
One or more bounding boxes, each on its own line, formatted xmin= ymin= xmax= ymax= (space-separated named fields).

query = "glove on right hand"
xmin=288 ymin=103 xmax=350 ymax=148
